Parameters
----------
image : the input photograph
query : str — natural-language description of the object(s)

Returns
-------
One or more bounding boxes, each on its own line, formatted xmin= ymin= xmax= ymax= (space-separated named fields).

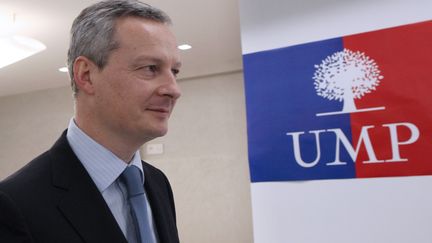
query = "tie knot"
xmin=120 ymin=166 xmax=144 ymax=197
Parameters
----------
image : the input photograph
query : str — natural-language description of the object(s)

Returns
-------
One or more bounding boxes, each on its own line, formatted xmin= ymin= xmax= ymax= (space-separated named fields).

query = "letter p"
xmin=383 ymin=122 xmax=420 ymax=162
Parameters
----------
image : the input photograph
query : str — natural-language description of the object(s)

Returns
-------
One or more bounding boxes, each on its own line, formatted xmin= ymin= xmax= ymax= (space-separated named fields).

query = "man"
xmin=0 ymin=1 xmax=181 ymax=242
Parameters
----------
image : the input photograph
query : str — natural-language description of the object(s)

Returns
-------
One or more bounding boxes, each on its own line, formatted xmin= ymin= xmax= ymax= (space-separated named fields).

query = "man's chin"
xmin=141 ymin=126 xmax=168 ymax=140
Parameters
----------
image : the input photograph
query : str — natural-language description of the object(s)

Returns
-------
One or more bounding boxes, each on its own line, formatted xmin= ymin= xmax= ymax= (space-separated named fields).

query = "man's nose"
xmin=157 ymin=71 xmax=182 ymax=99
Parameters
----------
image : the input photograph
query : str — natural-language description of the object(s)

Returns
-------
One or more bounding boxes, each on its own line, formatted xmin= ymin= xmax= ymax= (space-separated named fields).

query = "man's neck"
xmin=73 ymin=117 xmax=144 ymax=163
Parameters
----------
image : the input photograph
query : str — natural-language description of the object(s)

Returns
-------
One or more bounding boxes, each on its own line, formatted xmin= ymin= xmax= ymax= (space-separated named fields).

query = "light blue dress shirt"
xmin=66 ymin=119 xmax=158 ymax=243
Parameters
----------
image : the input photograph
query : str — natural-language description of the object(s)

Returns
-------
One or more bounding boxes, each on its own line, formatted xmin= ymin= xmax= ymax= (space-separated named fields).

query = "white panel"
xmin=251 ymin=177 xmax=432 ymax=243
xmin=146 ymin=143 xmax=164 ymax=155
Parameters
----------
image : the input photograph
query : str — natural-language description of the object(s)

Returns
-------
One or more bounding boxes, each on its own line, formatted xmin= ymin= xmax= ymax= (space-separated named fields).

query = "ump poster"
xmin=243 ymin=20 xmax=432 ymax=182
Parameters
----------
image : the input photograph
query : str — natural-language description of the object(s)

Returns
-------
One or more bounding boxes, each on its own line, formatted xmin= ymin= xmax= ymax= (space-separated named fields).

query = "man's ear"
xmin=73 ymin=56 xmax=98 ymax=95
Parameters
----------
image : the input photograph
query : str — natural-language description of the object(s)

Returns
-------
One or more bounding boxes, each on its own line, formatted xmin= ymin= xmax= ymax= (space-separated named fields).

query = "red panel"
xmin=343 ymin=21 xmax=432 ymax=178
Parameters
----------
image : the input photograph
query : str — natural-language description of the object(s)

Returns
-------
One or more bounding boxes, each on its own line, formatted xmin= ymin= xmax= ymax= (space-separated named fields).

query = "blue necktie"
xmin=121 ymin=166 xmax=156 ymax=243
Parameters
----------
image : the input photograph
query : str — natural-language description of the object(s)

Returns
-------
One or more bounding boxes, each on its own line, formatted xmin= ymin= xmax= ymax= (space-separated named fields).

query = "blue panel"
xmin=243 ymin=38 xmax=356 ymax=182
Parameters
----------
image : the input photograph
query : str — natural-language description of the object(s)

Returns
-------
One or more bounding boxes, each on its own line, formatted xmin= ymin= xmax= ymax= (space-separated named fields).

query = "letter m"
xmin=327 ymin=126 xmax=383 ymax=165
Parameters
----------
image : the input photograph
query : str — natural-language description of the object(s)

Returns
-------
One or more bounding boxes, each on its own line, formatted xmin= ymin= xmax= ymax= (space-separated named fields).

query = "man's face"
xmin=90 ymin=17 xmax=181 ymax=143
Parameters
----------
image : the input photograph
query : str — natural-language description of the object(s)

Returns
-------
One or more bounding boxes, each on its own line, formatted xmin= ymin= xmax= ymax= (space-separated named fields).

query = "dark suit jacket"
xmin=0 ymin=131 xmax=180 ymax=243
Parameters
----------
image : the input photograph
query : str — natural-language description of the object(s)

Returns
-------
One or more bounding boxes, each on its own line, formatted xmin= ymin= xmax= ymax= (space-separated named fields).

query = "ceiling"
xmin=0 ymin=0 xmax=243 ymax=97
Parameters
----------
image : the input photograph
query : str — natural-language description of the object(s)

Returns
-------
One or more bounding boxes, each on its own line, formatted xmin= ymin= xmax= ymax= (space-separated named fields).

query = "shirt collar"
xmin=66 ymin=118 xmax=144 ymax=192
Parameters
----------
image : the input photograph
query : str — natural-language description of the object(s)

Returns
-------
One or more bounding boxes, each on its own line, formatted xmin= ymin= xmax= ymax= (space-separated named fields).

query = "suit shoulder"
xmin=141 ymin=160 xmax=166 ymax=178
xmin=0 ymin=150 xmax=52 ymax=195
xmin=141 ymin=160 xmax=174 ymax=189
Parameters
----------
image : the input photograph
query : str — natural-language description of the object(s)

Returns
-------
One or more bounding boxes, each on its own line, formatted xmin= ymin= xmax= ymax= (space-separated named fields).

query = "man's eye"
xmin=145 ymin=65 xmax=157 ymax=72
xmin=171 ymin=68 xmax=180 ymax=77
xmin=135 ymin=65 xmax=158 ymax=78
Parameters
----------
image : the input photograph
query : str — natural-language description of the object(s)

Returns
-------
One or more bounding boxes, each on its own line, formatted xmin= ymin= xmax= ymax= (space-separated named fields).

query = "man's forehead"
xmin=113 ymin=17 xmax=176 ymax=45
xmin=114 ymin=16 xmax=171 ymax=34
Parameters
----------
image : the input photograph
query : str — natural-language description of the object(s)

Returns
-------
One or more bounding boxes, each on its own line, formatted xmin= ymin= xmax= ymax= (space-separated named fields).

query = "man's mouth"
xmin=146 ymin=107 xmax=170 ymax=113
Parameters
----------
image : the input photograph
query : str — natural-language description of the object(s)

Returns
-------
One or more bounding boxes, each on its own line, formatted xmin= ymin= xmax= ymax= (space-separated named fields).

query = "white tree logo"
xmin=313 ymin=48 xmax=385 ymax=116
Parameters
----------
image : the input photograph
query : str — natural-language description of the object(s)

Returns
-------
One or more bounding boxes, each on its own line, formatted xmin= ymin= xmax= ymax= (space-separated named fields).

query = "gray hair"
xmin=67 ymin=0 xmax=172 ymax=95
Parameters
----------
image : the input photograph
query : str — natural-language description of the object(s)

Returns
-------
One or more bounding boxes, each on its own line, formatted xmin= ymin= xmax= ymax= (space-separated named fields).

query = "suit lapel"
xmin=50 ymin=131 xmax=128 ymax=243
xmin=143 ymin=163 xmax=179 ymax=243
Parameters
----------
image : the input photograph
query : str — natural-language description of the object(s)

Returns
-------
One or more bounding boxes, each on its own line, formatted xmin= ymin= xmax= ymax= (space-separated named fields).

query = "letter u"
xmin=286 ymin=130 xmax=326 ymax=168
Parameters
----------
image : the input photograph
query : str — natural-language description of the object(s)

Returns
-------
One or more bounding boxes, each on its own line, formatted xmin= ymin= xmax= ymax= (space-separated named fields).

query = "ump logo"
xmin=286 ymin=48 xmax=420 ymax=169
xmin=313 ymin=49 xmax=385 ymax=116
xmin=244 ymin=20 xmax=432 ymax=182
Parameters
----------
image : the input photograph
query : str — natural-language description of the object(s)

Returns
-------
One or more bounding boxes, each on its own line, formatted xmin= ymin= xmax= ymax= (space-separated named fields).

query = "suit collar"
xmin=49 ymin=131 xmax=128 ymax=243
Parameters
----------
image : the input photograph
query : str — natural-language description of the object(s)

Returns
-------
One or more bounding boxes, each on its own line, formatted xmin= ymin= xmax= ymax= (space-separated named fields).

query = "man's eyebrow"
xmin=131 ymin=56 xmax=182 ymax=68
xmin=132 ymin=56 xmax=161 ymax=64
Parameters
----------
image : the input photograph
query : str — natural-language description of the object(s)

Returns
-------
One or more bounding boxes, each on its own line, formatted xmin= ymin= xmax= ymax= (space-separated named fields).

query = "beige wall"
xmin=0 ymin=87 xmax=74 ymax=177
xmin=0 ymin=71 xmax=253 ymax=243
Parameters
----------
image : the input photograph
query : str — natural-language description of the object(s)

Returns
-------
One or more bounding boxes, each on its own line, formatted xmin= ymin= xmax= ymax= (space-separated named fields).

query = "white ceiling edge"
xmin=239 ymin=0 xmax=432 ymax=54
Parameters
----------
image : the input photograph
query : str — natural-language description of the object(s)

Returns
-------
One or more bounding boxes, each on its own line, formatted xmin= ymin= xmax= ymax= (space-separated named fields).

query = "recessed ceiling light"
xmin=0 ymin=35 xmax=46 ymax=69
xmin=58 ymin=67 xmax=68 ymax=73
xmin=178 ymin=44 xmax=192 ymax=50
xmin=0 ymin=12 xmax=46 ymax=68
